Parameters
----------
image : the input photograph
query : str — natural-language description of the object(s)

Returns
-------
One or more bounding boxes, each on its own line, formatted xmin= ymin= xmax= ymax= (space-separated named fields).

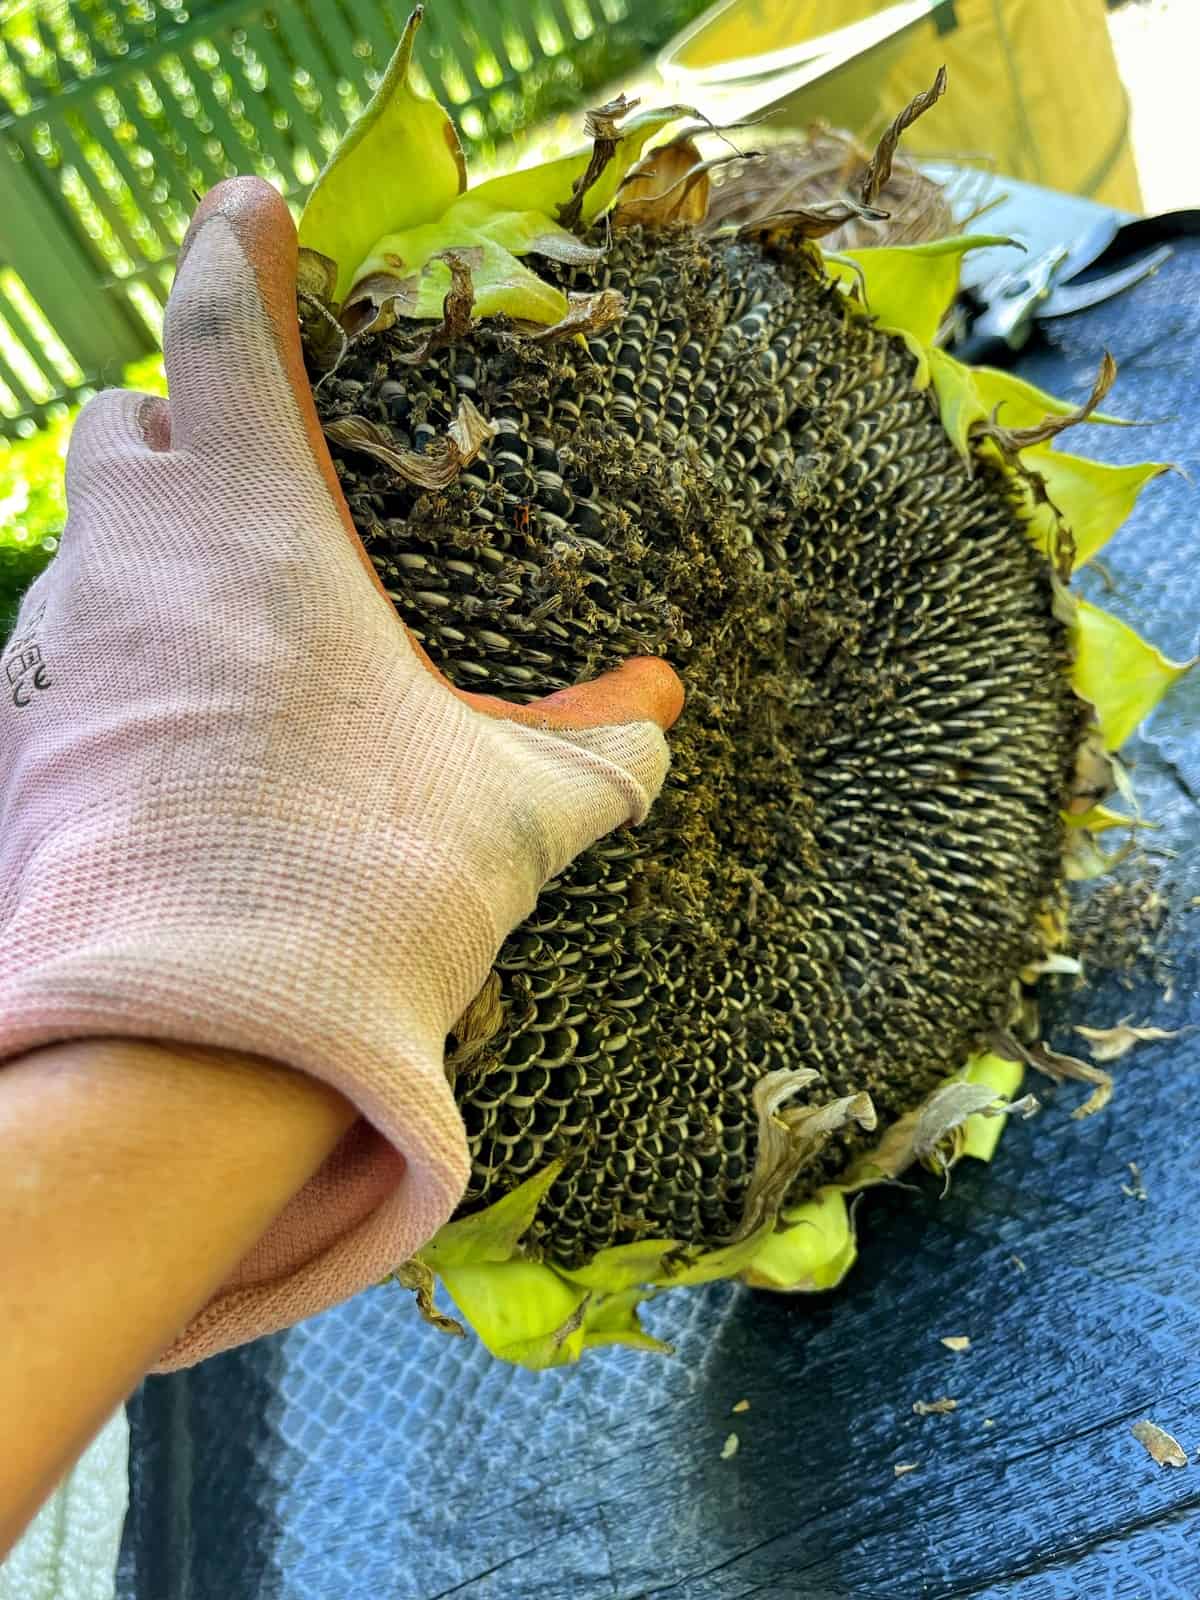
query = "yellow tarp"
xmin=666 ymin=0 xmax=1141 ymax=212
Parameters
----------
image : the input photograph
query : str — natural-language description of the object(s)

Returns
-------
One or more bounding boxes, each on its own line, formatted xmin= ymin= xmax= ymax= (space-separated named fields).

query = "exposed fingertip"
xmin=67 ymin=388 xmax=169 ymax=470
xmin=619 ymin=656 xmax=685 ymax=732
xmin=532 ymin=655 xmax=684 ymax=733
xmin=139 ymin=395 xmax=172 ymax=452
xmin=179 ymin=176 xmax=294 ymax=274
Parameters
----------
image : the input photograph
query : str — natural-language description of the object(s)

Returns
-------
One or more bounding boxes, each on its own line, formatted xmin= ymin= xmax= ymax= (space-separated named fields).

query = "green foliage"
xmin=465 ymin=0 xmax=713 ymax=157
xmin=0 ymin=353 xmax=164 ymax=638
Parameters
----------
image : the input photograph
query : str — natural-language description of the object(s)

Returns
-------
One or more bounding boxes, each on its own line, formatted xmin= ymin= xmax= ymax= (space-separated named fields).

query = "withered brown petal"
xmin=976 ymin=353 xmax=1118 ymax=456
xmin=558 ymin=94 xmax=642 ymax=232
xmin=614 ymin=138 xmax=712 ymax=229
xmin=1074 ymin=1019 xmax=1195 ymax=1062
xmin=395 ymin=1261 xmax=466 ymax=1337
xmin=737 ymin=198 xmax=890 ymax=243
xmin=728 ymin=1069 xmax=876 ymax=1244
xmin=860 ymin=66 xmax=949 ymax=206
xmin=524 ymin=289 xmax=627 ymax=343
xmin=324 ymin=397 xmax=496 ymax=490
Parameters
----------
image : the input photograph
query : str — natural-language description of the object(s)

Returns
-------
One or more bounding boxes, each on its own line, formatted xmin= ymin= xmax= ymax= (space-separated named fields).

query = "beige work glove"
xmin=0 ymin=178 xmax=681 ymax=1367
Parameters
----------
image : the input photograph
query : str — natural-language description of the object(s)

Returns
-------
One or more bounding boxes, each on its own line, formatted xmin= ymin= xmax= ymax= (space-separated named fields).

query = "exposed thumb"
xmin=461 ymin=655 xmax=684 ymax=738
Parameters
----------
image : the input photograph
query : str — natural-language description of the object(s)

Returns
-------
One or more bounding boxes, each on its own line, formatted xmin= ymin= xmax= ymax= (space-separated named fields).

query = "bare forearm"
xmin=0 ymin=1037 xmax=354 ymax=1557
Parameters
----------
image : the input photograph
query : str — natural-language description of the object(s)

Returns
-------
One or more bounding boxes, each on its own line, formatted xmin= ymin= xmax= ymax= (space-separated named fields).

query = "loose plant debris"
xmin=731 ymin=1399 xmax=751 ymax=1414
xmin=1074 ymin=1018 xmax=1195 ymax=1062
xmin=995 ymin=1033 xmax=1114 ymax=1120
xmin=1131 ymin=1420 xmax=1188 ymax=1469
xmin=720 ymin=1433 xmax=740 ymax=1461
xmin=894 ymin=1462 xmax=920 ymax=1478
xmin=913 ymin=1398 xmax=958 ymax=1416
xmin=940 ymin=1336 xmax=971 ymax=1352
xmin=1121 ymin=1162 xmax=1148 ymax=1202
xmin=1070 ymin=853 xmax=1173 ymax=992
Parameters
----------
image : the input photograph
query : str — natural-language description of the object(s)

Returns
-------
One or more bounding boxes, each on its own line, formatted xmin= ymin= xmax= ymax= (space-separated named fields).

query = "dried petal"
xmin=1074 ymin=1019 xmax=1194 ymax=1062
xmin=446 ymin=395 xmax=499 ymax=462
xmin=1122 ymin=1162 xmax=1148 ymax=1202
xmin=860 ymin=66 xmax=948 ymax=206
xmin=557 ymin=93 xmax=639 ymax=232
xmin=1069 ymin=731 xmax=1117 ymax=813
xmin=614 ymin=138 xmax=717 ymax=228
xmin=524 ymin=289 xmax=627 ymax=343
xmin=297 ymin=289 xmax=350 ymax=377
xmin=446 ymin=970 xmax=505 ymax=1078
xmin=941 ymin=1336 xmax=971 ymax=1352
xmin=340 ymin=270 xmax=420 ymax=340
xmin=1000 ymin=1035 xmax=1114 ymax=1119
xmin=720 ymin=1432 xmax=740 ymax=1460
xmin=1025 ymin=953 xmax=1082 ymax=977
xmin=324 ymin=397 xmax=496 ymax=491
xmin=878 ymin=1081 xmax=1014 ymax=1179
xmin=357 ymin=248 xmax=479 ymax=359
xmin=728 ymin=1069 xmax=876 ymax=1243
xmin=976 ymin=353 xmax=1118 ymax=456
xmin=394 ymin=1261 xmax=466 ymax=1338
xmin=297 ymin=246 xmax=339 ymax=303
xmin=738 ymin=197 xmax=889 ymax=244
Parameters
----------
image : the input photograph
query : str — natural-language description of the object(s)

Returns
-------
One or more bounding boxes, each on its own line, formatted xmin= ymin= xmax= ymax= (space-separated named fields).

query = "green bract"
xmin=300 ymin=7 xmax=695 ymax=325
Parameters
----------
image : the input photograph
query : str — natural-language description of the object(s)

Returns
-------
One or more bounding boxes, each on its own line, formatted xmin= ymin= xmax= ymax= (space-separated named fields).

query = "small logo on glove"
xmin=4 ymin=608 xmax=51 ymax=708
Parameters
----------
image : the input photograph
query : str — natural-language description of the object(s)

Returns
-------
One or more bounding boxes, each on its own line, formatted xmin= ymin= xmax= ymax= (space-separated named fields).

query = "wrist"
xmin=0 ymin=1036 xmax=353 ymax=1555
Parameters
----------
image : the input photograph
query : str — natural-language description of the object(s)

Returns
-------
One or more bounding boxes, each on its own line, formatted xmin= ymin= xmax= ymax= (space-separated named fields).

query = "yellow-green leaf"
xmin=562 ymin=1238 xmax=678 ymax=1294
xmin=1020 ymin=450 xmax=1169 ymax=569
xmin=445 ymin=197 xmax=603 ymax=263
xmin=927 ymin=354 xmax=1148 ymax=487
xmin=928 ymin=347 xmax=988 ymax=462
xmin=1065 ymin=827 xmax=1131 ymax=881
xmin=828 ymin=235 xmax=1014 ymax=347
xmin=421 ymin=1162 xmax=562 ymax=1270
xmin=421 ymin=242 xmax=568 ymax=324
xmin=741 ymin=1189 xmax=857 ymax=1292
xmin=298 ymin=8 xmax=466 ymax=301
xmin=436 ymin=1263 xmax=670 ymax=1366
xmin=959 ymin=1052 xmax=1024 ymax=1162
xmin=1072 ymin=599 xmax=1194 ymax=749
xmin=669 ymin=1225 xmax=774 ymax=1288
xmin=437 ymin=1259 xmax=587 ymax=1367
xmin=581 ymin=1286 xmax=672 ymax=1355
xmin=895 ymin=327 xmax=932 ymax=388
xmin=354 ymin=224 xmax=570 ymax=324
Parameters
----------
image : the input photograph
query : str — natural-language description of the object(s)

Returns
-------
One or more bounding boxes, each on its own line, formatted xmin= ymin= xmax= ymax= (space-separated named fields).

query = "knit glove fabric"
xmin=0 ymin=179 xmax=680 ymax=1368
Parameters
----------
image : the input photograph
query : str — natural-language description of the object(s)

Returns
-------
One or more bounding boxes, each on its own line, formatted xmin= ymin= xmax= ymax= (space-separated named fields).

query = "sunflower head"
xmin=300 ymin=8 xmax=1191 ymax=1368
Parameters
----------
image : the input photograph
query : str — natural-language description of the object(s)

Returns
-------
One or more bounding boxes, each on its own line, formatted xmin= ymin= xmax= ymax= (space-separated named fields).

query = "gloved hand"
xmin=0 ymin=178 xmax=682 ymax=1367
